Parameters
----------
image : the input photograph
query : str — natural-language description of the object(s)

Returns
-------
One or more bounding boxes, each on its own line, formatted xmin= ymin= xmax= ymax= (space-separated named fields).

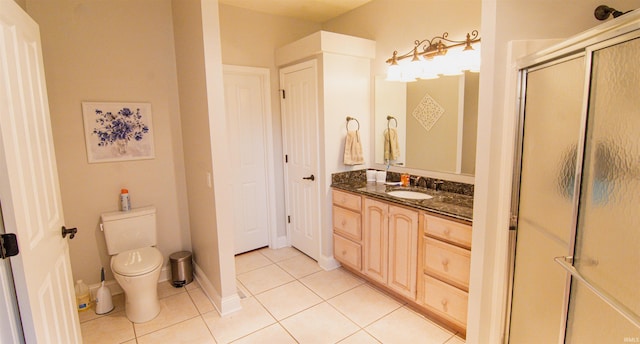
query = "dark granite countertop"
xmin=332 ymin=181 xmax=473 ymax=223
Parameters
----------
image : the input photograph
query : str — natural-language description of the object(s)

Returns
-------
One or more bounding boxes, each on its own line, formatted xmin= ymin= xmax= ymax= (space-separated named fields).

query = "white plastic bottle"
xmin=75 ymin=280 xmax=90 ymax=312
xmin=120 ymin=188 xmax=131 ymax=212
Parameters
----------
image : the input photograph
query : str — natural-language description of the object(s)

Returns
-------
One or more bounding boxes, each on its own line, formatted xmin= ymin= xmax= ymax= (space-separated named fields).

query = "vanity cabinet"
xmin=331 ymin=188 xmax=472 ymax=336
xmin=363 ymin=198 xmax=418 ymax=299
xmin=332 ymin=189 xmax=363 ymax=271
xmin=417 ymin=213 xmax=472 ymax=331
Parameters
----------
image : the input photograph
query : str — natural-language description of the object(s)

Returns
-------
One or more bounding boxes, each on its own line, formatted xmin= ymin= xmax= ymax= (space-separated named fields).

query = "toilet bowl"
xmin=111 ymin=246 xmax=163 ymax=323
xmin=101 ymin=206 xmax=163 ymax=323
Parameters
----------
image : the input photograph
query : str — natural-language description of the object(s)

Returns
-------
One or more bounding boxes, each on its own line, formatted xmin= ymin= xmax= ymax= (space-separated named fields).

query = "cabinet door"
xmin=388 ymin=205 xmax=419 ymax=299
xmin=363 ymin=198 xmax=388 ymax=284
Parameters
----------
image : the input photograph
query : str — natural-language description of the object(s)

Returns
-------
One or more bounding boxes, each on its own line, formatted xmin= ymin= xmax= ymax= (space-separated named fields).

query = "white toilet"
xmin=101 ymin=206 xmax=163 ymax=323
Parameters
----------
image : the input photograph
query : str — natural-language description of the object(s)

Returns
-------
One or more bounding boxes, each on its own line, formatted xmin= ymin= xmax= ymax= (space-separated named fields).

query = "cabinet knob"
xmin=341 ymin=219 xmax=347 ymax=226
xmin=443 ymin=228 xmax=451 ymax=236
xmin=441 ymin=299 xmax=448 ymax=311
xmin=442 ymin=258 xmax=449 ymax=271
xmin=342 ymin=250 xmax=347 ymax=256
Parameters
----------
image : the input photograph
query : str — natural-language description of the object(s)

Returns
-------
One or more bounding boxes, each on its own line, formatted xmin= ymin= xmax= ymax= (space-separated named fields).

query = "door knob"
xmin=303 ymin=174 xmax=315 ymax=181
xmin=62 ymin=226 xmax=78 ymax=239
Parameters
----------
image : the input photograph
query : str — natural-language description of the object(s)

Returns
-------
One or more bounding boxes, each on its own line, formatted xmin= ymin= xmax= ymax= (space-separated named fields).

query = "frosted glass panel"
xmin=509 ymin=57 xmax=585 ymax=343
xmin=566 ymin=37 xmax=640 ymax=342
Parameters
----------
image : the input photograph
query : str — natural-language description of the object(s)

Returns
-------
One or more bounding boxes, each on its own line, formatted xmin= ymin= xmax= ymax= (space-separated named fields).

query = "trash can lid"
xmin=170 ymin=251 xmax=192 ymax=262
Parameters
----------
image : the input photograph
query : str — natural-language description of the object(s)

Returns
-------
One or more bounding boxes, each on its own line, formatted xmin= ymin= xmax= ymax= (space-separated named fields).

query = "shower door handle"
xmin=554 ymin=256 xmax=640 ymax=328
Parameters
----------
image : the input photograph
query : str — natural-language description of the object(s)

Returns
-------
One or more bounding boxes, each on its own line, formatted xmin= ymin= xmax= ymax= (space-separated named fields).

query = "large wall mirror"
xmin=374 ymin=71 xmax=479 ymax=176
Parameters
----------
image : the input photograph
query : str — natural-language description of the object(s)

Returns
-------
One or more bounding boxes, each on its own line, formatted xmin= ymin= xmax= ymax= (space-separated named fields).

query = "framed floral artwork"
xmin=82 ymin=102 xmax=155 ymax=163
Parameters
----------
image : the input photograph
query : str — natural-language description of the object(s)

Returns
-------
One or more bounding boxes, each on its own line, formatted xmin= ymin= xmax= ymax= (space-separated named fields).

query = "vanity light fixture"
xmin=386 ymin=30 xmax=481 ymax=82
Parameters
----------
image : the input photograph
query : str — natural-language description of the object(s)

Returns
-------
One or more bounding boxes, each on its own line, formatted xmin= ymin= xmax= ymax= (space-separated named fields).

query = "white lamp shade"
xmin=386 ymin=63 xmax=402 ymax=81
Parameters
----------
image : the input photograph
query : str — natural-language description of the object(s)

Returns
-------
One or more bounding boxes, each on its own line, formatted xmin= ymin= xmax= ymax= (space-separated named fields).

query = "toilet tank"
xmin=101 ymin=206 xmax=157 ymax=255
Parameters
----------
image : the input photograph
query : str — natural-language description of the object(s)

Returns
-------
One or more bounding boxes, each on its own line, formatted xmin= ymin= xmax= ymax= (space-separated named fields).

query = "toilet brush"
xmin=95 ymin=268 xmax=114 ymax=315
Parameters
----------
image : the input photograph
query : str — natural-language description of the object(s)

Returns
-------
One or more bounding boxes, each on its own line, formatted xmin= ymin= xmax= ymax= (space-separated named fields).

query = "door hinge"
xmin=509 ymin=214 xmax=518 ymax=231
xmin=281 ymin=89 xmax=286 ymax=99
xmin=287 ymin=216 xmax=291 ymax=224
xmin=285 ymin=154 xmax=288 ymax=163
xmin=0 ymin=233 xmax=19 ymax=259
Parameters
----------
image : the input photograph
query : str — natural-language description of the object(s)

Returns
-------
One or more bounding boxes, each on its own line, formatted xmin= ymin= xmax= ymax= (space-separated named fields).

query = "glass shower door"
xmin=562 ymin=35 xmax=640 ymax=343
xmin=508 ymin=56 xmax=586 ymax=343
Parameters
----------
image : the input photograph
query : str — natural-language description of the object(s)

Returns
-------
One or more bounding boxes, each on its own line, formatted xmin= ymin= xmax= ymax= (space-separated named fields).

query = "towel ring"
xmin=387 ymin=115 xmax=397 ymax=129
xmin=346 ymin=116 xmax=360 ymax=131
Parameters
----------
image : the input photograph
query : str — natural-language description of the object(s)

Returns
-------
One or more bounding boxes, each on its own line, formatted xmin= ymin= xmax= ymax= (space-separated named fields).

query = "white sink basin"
xmin=386 ymin=190 xmax=433 ymax=200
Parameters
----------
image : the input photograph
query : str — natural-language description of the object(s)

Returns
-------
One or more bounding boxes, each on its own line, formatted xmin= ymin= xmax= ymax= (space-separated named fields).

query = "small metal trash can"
xmin=170 ymin=251 xmax=193 ymax=288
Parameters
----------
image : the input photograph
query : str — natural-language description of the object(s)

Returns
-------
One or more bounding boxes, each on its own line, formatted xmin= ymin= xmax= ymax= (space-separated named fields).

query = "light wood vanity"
xmin=331 ymin=188 xmax=472 ymax=336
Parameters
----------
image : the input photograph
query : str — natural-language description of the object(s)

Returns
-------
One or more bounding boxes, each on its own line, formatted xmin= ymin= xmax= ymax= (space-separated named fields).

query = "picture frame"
xmin=82 ymin=102 xmax=155 ymax=163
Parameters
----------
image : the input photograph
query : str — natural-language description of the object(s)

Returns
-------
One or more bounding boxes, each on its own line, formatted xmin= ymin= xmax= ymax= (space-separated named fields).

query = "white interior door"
xmin=223 ymin=65 xmax=274 ymax=255
xmin=279 ymin=60 xmax=320 ymax=260
xmin=0 ymin=206 xmax=24 ymax=343
xmin=0 ymin=2 xmax=81 ymax=343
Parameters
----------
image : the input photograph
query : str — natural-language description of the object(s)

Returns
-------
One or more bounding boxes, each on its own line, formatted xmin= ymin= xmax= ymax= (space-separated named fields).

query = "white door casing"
xmin=0 ymin=1 xmax=81 ymax=343
xmin=279 ymin=60 xmax=320 ymax=260
xmin=223 ymin=65 xmax=275 ymax=254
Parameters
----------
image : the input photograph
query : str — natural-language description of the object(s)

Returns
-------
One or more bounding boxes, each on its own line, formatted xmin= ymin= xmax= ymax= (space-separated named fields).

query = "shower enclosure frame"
xmin=505 ymin=10 xmax=640 ymax=343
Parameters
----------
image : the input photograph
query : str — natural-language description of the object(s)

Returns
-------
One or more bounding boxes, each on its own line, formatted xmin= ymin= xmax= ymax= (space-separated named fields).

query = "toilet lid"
xmin=111 ymin=247 xmax=163 ymax=277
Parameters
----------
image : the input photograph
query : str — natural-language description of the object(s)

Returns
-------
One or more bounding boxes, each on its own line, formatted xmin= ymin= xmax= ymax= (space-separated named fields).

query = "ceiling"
xmin=218 ymin=0 xmax=373 ymax=23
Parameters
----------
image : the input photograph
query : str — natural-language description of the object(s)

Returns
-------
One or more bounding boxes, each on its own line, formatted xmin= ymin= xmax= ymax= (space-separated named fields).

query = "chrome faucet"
xmin=413 ymin=176 xmax=428 ymax=188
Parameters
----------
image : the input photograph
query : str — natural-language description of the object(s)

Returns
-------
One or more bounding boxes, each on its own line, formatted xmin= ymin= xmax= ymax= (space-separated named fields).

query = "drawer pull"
xmin=442 ymin=258 xmax=449 ymax=270
xmin=342 ymin=250 xmax=347 ymax=256
xmin=443 ymin=228 xmax=451 ymax=236
xmin=441 ymin=299 xmax=448 ymax=311
xmin=341 ymin=219 xmax=347 ymax=226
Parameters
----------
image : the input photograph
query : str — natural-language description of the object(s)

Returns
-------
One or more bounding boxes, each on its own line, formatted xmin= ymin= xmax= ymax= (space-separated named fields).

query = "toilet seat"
xmin=111 ymin=247 xmax=163 ymax=277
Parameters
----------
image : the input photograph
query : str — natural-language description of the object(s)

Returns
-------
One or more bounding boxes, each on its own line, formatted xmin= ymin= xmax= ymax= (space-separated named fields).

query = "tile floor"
xmin=79 ymin=247 xmax=465 ymax=344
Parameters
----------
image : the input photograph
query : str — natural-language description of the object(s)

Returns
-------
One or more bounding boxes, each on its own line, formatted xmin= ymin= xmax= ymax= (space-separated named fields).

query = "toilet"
xmin=101 ymin=206 xmax=163 ymax=323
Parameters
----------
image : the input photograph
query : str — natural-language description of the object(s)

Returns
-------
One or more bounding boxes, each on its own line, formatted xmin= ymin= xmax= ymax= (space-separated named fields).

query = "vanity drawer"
xmin=423 ymin=237 xmax=470 ymax=290
xmin=422 ymin=213 xmax=471 ymax=249
xmin=332 ymin=189 xmax=361 ymax=212
xmin=333 ymin=206 xmax=362 ymax=241
xmin=422 ymin=275 xmax=468 ymax=327
xmin=333 ymin=234 xmax=362 ymax=271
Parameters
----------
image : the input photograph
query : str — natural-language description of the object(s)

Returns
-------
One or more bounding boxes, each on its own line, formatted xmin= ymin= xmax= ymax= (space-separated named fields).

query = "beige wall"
xmin=323 ymin=0 xmax=482 ymax=79
xmin=461 ymin=72 xmax=478 ymax=175
xmin=171 ymin=0 xmax=220 ymax=291
xmin=218 ymin=5 xmax=320 ymax=239
xmin=172 ymin=0 xmax=239 ymax=313
xmin=12 ymin=0 xmax=25 ymax=10
xmin=26 ymin=0 xmax=191 ymax=284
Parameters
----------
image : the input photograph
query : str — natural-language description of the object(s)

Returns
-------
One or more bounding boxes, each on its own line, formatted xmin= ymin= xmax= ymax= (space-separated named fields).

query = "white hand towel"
xmin=343 ymin=130 xmax=364 ymax=165
xmin=384 ymin=128 xmax=400 ymax=160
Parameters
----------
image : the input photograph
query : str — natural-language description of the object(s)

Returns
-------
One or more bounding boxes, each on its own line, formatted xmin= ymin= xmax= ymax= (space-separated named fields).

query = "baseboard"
xmin=158 ymin=265 xmax=170 ymax=282
xmin=88 ymin=280 xmax=122 ymax=300
xmin=318 ymin=253 xmax=341 ymax=271
xmin=193 ymin=262 xmax=241 ymax=316
xmin=88 ymin=265 xmax=170 ymax=300
xmin=271 ymin=235 xmax=289 ymax=249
